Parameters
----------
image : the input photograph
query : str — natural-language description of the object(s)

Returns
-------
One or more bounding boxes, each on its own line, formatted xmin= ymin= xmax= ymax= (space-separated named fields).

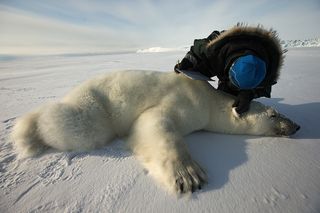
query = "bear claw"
xmin=173 ymin=160 xmax=207 ymax=194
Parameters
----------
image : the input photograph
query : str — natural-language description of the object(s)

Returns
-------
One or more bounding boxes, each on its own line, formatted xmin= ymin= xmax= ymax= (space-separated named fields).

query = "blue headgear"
xmin=229 ymin=55 xmax=267 ymax=89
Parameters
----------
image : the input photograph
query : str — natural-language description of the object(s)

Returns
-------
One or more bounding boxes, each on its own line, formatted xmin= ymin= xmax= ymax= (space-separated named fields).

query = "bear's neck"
xmin=205 ymin=89 xmax=251 ymax=135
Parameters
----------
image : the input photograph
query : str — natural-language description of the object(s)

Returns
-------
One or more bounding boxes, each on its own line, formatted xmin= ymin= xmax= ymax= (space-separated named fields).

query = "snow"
xmin=1 ymin=48 xmax=320 ymax=213
xmin=281 ymin=38 xmax=320 ymax=48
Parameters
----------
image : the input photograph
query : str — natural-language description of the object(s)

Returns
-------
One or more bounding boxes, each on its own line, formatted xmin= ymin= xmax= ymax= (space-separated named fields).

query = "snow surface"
xmin=1 ymin=48 xmax=320 ymax=213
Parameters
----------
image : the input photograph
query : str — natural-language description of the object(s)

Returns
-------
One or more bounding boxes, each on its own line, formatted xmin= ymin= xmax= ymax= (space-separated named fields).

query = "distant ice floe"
xmin=137 ymin=38 xmax=320 ymax=54
xmin=136 ymin=46 xmax=188 ymax=53
xmin=281 ymin=38 xmax=320 ymax=48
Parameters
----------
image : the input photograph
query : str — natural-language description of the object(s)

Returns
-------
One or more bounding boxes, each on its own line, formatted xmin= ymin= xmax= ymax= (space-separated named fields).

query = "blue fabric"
xmin=229 ymin=55 xmax=267 ymax=89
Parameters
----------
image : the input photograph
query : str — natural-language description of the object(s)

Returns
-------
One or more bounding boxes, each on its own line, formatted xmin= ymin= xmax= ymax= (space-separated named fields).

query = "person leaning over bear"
xmin=174 ymin=24 xmax=284 ymax=114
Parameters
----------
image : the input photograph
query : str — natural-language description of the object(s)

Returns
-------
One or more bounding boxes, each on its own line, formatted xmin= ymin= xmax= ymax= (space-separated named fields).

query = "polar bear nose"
xmin=282 ymin=122 xmax=301 ymax=136
xmin=291 ymin=123 xmax=301 ymax=135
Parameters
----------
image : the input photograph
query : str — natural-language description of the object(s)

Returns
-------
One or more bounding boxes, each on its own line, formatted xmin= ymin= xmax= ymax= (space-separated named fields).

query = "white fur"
xmin=11 ymin=70 xmax=299 ymax=194
xmin=232 ymin=107 xmax=241 ymax=118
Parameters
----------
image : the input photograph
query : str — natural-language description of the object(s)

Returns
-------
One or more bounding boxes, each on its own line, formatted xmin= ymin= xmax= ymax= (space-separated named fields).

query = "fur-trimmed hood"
xmin=205 ymin=24 xmax=285 ymax=87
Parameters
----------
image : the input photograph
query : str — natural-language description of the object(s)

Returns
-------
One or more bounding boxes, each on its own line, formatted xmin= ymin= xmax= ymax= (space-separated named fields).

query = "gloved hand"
xmin=232 ymin=90 xmax=254 ymax=114
xmin=217 ymin=81 xmax=239 ymax=96
xmin=174 ymin=58 xmax=194 ymax=73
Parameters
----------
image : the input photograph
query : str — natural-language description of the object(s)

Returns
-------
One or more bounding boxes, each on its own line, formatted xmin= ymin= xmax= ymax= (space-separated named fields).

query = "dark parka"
xmin=176 ymin=25 xmax=285 ymax=100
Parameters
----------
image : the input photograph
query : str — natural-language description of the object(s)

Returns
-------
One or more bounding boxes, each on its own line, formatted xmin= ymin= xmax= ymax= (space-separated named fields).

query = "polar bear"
xmin=12 ymin=70 xmax=300 ymax=194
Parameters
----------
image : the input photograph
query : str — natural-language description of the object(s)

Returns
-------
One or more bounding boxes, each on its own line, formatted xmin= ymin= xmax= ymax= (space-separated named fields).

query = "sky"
xmin=0 ymin=0 xmax=320 ymax=55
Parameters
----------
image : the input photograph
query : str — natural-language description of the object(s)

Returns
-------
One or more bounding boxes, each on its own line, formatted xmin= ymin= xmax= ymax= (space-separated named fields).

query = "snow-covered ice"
xmin=135 ymin=37 xmax=320 ymax=54
xmin=281 ymin=38 xmax=320 ymax=48
xmin=0 ymin=48 xmax=320 ymax=213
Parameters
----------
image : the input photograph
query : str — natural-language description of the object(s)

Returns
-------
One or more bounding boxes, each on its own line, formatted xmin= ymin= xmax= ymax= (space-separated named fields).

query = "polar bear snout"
xmin=276 ymin=115 xmax=300 ymax=136
xmin=281 ymin=122 xmax=300 ymax=136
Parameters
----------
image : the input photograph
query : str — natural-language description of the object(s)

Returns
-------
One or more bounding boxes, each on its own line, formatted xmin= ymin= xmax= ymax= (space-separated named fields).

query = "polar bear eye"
xmin=267 ymin=109 xmax=279 ymax=119
xmin=270 ymin=113 xmax=277 ymax=118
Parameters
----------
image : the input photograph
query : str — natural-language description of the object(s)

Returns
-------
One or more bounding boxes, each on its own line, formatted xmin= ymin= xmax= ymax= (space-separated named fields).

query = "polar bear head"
xmin=239 ymin=102 xmax=300 ymax=137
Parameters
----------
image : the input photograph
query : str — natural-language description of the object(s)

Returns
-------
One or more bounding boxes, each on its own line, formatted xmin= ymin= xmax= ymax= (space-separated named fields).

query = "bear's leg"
xmin=128 ymin=107 xmax=207 ymax=194
xmin=36 ymin=101 xmax=115 ymax=152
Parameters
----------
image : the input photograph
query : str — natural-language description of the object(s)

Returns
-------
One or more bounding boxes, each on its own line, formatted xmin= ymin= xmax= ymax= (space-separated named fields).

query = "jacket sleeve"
xmin=190 ymin=31 xmax=221 ymax=59
xmin=190 ymin=39 xmax=210 ymax=60
xmin=218 ymin=80 xmax=273 ymax=99
xmin=174 ymin=38 xmax=209 ymax=71
xmin=175 ymin=31 xmax=221 ymax=75
xmin=253 ymin=85 xmax=272 ymax=98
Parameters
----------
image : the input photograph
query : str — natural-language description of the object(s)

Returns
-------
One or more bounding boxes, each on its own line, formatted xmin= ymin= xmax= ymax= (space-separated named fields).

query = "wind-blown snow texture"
xmin=0 ymin=48 xmax=320 ymax=213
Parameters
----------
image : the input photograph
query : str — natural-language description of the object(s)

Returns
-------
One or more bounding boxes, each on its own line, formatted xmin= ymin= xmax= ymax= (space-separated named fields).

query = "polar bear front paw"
xmin=172 ymin=160 xmax=207 ymax=194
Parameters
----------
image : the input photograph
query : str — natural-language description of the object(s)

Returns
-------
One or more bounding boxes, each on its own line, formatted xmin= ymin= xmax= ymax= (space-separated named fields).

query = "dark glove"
xmin=254 ymin=86 xmax=272 ymax=98
xmin=174 ymin=58 xmax=194 ymax=73
xmin=232 ymin=91 xmax=254 ymax=114
xmin=217 ymin=81 xmax=239 ymax=96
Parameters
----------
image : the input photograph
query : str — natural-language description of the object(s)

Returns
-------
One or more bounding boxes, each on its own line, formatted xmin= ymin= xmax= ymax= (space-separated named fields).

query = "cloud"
xmin=0 ymin=6 xmax=140 ymax=55
xmin=255 ymin=1 xmax=320 ymax=40
xmin=0 ymin=0 xmax=319 ymax=55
